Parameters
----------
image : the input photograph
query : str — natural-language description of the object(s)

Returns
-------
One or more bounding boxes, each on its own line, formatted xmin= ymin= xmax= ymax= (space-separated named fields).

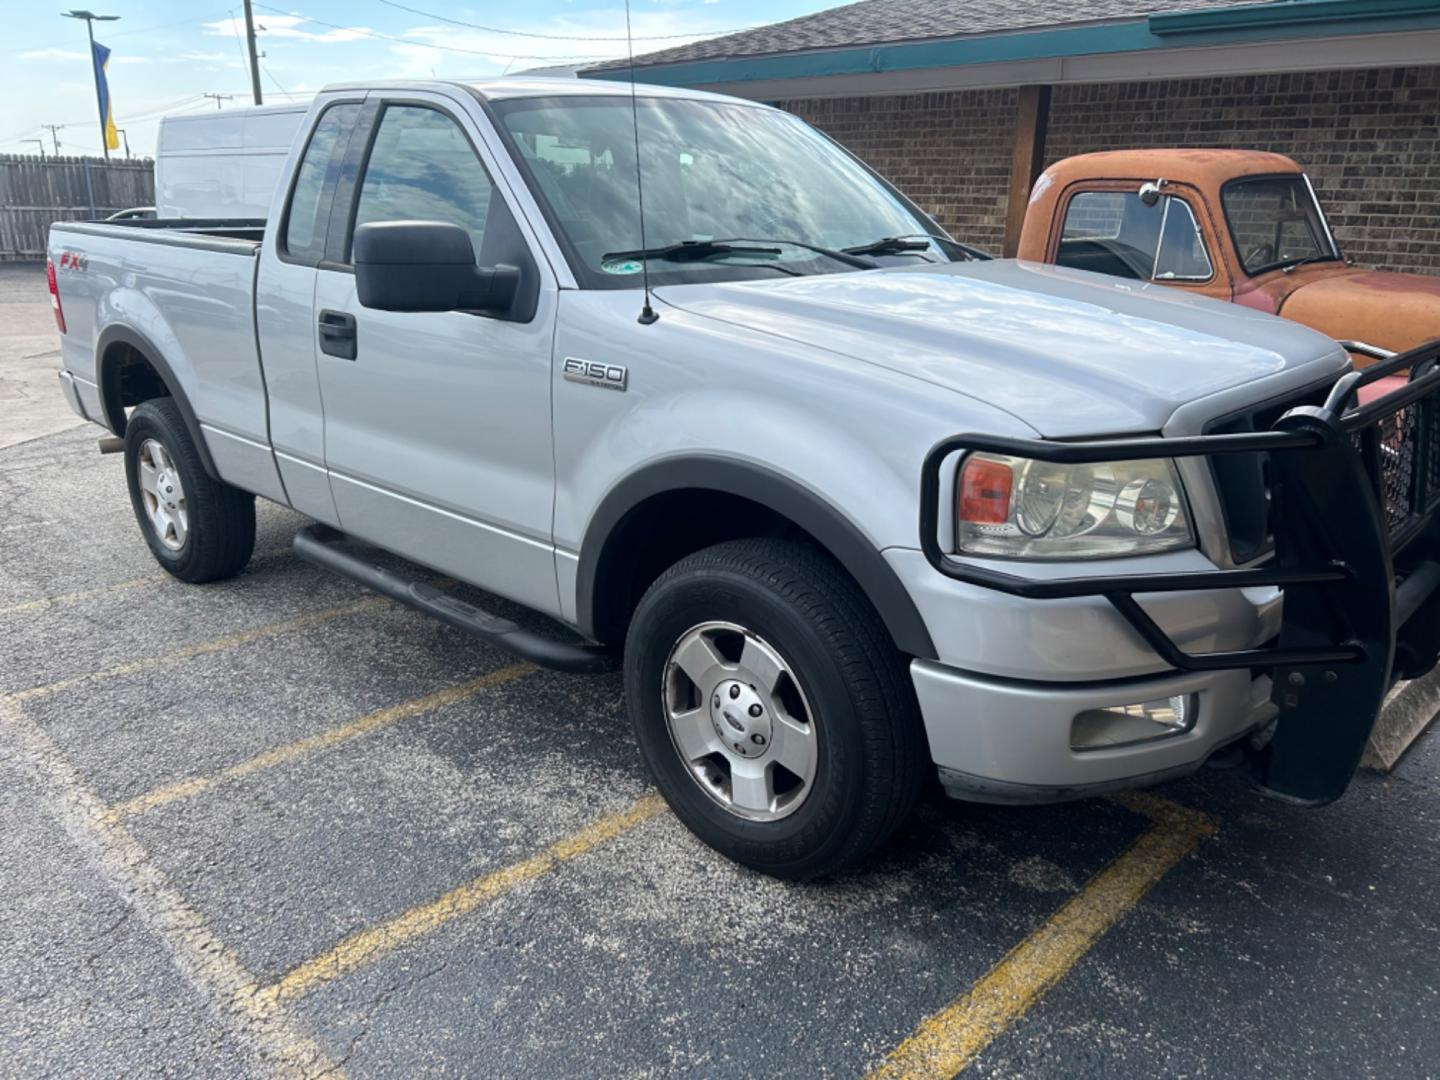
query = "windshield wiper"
xmin=604 ymin=237 xmax=877 ymax=271
xmin=1281 ymin=253 xmax=1342 ymax=274
xmin=843 ymin=233 xmax=991 ymax=261
xmin=843 ymin=236 xmax=933 ymax=257
xmin=603 ymin=239 xmax=783 ymax=263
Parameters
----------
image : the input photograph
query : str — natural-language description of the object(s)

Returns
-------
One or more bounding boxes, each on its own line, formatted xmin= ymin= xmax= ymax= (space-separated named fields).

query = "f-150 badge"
xmin=562 ymin=357 xmax=627 ymax=392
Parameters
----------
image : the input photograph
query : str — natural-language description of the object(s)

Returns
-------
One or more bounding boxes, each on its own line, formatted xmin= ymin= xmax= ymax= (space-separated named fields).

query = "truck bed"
xmin=49 ymin=217 xmax=277 ymax=503
xmin=53 ymin=217 xmax=266 ymax=253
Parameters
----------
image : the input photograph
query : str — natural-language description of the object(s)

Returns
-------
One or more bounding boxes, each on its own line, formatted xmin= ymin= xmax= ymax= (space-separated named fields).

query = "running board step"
xmin=293 ymin=525 xmax=616 ymax=674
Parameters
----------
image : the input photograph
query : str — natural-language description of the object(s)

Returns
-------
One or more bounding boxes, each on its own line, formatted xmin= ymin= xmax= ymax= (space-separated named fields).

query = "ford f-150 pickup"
xmin=48 ymin=79 xmax=1440 ymax=879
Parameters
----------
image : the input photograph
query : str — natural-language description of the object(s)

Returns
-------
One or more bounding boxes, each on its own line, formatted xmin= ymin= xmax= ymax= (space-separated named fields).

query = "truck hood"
xmin=656 ymin=260 xmax=1345 ymax=437
xmin=1278 ymin=268 xmax=1440 ymax=355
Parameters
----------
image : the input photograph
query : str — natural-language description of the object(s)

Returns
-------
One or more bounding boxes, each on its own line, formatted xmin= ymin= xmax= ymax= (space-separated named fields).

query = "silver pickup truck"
xmin=48 ymin=78 xmax=1440 ymax=879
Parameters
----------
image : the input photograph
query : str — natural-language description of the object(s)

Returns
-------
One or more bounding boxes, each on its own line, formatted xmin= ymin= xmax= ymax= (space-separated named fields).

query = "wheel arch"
xmin=576 ymin=456 xmax=937 ymax=660
xmin=96 ymin=323 xmax=220 ymax=480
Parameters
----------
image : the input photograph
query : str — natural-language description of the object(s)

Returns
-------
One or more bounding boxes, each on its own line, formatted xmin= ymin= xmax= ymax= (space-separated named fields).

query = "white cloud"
xmin=20 ymin=47 xmax=87 ymax=61
xmin=203 ymin=13 xmax=375 ymax=45
xmin=113 ymin=56 xmax=152 ymax=65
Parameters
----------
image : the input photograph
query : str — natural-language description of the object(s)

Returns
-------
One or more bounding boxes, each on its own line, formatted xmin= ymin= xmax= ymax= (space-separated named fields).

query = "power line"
xmin=261 ymin=63 xmax=292 ymax=98
xmin=251 ymin=4 xmax=620 ymax=62
xmin=369 ymin=0 xmax=753 ymax=43
xmin=1 ymin=7 xmax=232 ymax=57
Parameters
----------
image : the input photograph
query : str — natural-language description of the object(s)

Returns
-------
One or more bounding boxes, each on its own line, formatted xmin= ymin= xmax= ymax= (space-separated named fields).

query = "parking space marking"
xmin=0 ymin=547 xmax=296 ymax=619
xmin=0 ymin=696 xmax=347 ymax=1080
xmin=0 ymin=573 xmax=158 ymax=617
xmin=104 ymin=662 xmax=536 ymax=822
xmin=4 ymin=595 xmax=389 ymax=705
xmin=867 ymin=792 xmax=1215 ymax=1080
xmin=258 ymin=793 xmax=667 ymax=1006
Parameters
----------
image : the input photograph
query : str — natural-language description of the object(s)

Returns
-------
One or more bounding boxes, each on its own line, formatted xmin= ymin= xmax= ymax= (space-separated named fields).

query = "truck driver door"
xmin=313 ymin=94 xmax=561 ymax=617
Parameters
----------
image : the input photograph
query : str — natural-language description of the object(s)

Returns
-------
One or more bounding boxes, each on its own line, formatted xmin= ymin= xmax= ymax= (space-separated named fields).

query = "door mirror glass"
xmin=353 ymin=221 xmax=519 ymax=314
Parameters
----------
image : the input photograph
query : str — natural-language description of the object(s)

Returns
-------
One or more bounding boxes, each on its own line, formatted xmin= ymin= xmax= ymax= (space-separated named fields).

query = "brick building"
xmin=586 ymin=0 xmax=1440 ymax=274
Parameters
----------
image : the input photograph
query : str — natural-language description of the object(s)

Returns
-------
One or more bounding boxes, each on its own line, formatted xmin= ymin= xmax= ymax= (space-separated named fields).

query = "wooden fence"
xmin=0 ymin=154 xmax=155 ymax=261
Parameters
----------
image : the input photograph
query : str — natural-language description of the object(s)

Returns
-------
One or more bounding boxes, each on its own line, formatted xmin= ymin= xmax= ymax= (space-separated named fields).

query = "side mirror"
xmin=353 ymin=220 xmax=519 ymax=316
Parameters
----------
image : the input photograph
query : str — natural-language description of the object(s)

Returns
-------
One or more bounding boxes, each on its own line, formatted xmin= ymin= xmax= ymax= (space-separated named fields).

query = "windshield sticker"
xmin=601 ymin=258 xmax=644 ymax=276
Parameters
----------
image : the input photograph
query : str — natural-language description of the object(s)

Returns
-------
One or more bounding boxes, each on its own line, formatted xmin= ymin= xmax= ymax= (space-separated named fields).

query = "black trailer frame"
xmin=919 ymin=340 xmax=1440 ymax=805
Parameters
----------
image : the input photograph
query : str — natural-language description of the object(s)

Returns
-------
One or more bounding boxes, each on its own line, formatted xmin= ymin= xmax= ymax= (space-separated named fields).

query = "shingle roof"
xmin=591 ymin=0 xmax=1265 ymax=71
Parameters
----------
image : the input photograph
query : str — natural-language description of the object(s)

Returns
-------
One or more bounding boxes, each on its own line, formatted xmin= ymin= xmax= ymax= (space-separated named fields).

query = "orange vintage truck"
xmin=1016 ymin=149 xmax=1440 ymax=365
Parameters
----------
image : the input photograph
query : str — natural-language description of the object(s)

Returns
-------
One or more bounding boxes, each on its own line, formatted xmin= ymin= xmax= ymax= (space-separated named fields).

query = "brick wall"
xmin=775 ymin=64 xmax=1440 ymax=274
xmin=778 ymin=89 xmax=1019 ymax=255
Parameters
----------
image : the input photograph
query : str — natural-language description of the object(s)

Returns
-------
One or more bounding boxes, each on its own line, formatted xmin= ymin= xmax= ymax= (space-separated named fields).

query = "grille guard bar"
xmin=919 ymin=339 xmax=1440 ymax=804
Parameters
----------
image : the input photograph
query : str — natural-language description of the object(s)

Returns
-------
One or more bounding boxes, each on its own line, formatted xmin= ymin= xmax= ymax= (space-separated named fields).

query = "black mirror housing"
xmin=353 ymin=220 xmax=519 ymax=316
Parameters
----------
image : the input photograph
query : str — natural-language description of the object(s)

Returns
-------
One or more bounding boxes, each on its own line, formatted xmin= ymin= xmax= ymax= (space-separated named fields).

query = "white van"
xmin=155 ymin=103 xmax=308 ymax=219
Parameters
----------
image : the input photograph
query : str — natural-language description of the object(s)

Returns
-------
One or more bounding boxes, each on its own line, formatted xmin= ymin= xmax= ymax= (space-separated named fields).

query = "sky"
xmin=0 ymin=0 xmax=841 ymax=159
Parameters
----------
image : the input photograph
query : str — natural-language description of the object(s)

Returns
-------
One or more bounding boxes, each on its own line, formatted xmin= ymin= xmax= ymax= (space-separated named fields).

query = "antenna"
xmin=624 ymin=0 xmax=658 ymax=325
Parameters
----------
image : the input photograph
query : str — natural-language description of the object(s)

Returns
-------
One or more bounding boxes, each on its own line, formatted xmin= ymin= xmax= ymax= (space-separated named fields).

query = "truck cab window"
xmin=1057 ymin=190 xmax=1211 ymax=282
xmin=350 ymin=106 xmax=493 ymax=261
xmin=282 ymin=103 xmax=360 ymax=262
xmin=1223 ymin=176 xmax=1338 ymax=275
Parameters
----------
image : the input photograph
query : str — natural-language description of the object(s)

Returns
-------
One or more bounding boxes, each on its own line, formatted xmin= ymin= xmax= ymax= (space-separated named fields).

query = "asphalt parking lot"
xmin=2 ymin=261 xmax=1438 ymax=1079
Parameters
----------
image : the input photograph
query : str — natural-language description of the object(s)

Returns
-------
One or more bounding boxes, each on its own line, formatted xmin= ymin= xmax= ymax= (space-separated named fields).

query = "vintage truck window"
xmin=1057 ymin=190 xmax=1211 ymax=283
xmin=1222 ymin=175 xmax=1339 ymax=275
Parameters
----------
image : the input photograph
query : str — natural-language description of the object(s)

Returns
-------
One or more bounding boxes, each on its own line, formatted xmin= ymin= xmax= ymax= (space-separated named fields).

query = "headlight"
xmin=956 ymin=452 xmax=1193 ymax=558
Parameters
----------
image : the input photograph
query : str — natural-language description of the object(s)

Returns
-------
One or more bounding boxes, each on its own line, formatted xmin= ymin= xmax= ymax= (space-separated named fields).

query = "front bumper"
xmin=917 ymin=339 xmax=1440 ymax=806
xmin=914 ymin=660 xmax=1274 ymax=803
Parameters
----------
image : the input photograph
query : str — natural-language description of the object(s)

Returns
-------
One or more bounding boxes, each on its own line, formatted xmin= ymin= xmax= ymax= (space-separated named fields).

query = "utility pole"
xmin=115 ymin=127 xmax=131 ymax=158
xmin=204 ymin=92 xmax=235 ymax=110
xmin=24 ymin=138 xmax=46 ymax=159
xmin=42 ymin=124 xmax=63 ymax=156
xmin=62 ymin=10 xmax=120 ymax=162
xmin=242 ymin=0 xmax=264 ymax=106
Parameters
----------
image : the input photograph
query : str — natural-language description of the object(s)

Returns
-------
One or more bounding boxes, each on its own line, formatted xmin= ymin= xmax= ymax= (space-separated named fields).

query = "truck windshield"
xmin=1222 ymin=175 xmax=1341 ymax=276
xmin=490 ymin=94 xmax=946 ymax=287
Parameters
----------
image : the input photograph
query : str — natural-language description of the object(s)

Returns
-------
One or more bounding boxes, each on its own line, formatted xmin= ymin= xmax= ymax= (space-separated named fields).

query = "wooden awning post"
xmin=1002 ymin=84 xmax=1052 ymax=258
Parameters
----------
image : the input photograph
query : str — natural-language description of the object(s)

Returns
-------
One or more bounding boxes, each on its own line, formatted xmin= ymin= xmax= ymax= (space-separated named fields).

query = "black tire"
xmin=624 ymin=538 xmax=927 ymax=880
xmin=123 ymin=398 xmax=255 ymax=583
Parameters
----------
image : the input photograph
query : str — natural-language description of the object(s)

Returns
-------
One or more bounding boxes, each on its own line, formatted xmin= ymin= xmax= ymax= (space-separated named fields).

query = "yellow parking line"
xmin=0 ymin=696 xmax=346 ymax=1079
xmin=4 ymin=595 xmax=389 ymax=705
xmin=104 ymin=662 xmax=535 ymax=822
xmin=0 ymin=547 xmax=295 ymax=619
xmin=0 ymin=573 xmax=159 ymax=617
xmin=866 ymin=792 xmax=1215 ymax=1080
xmin=259 ymin=793 xmax=667 ymax=1006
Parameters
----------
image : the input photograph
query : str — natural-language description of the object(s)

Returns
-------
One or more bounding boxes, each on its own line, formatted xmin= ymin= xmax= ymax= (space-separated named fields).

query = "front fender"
xmin=576 ymin=452 xmax=938 ymax=659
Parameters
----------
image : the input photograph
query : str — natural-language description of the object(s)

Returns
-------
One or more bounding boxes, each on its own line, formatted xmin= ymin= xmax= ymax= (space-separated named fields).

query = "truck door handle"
xmin=318 ymin=310 xmax=357 ymax=360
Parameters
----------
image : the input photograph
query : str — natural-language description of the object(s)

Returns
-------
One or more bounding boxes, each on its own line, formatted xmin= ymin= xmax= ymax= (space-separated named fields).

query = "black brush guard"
xmin=919 ymin=340 xmax=1440 ymax=806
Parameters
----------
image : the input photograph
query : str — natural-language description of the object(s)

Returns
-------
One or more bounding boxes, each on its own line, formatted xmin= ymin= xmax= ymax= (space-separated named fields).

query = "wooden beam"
xmin=1002 ymin=84 xmax=1052 ymax=259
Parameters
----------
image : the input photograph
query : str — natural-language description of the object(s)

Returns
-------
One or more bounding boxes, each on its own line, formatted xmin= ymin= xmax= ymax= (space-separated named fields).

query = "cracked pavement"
xmin=1 ymin=261 xmax=1437 ymax=1078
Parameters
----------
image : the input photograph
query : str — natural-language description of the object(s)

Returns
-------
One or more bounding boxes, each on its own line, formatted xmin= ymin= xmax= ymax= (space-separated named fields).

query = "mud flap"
xmin=1256 ymin=409 xmax=1396 ymax=805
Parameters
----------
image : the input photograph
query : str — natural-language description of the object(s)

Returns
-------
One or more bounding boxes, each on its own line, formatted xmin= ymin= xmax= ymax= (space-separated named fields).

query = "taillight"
xmin=46 ymin=257 xmax=65 ymax=334
xmin=958 ymin=455 xmax=1012 ymax=525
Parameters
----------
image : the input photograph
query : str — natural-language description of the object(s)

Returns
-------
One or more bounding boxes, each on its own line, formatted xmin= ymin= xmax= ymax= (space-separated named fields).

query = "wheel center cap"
xmin=709 ymin=679 xmax=772 ymax=759
xmin=157 ymin=470 xmax=180 ymax=506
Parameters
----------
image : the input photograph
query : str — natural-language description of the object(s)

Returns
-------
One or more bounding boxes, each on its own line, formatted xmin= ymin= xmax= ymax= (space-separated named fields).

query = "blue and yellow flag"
xmin=91 ymin=40 xmax=119 ymax=151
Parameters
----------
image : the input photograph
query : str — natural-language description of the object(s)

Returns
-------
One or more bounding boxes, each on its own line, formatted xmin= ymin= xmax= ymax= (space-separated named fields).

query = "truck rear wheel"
xmin=123 ymin=398 xmax=255 ymax=582
xmin=624 ymin=539 xmax=926 ymax=880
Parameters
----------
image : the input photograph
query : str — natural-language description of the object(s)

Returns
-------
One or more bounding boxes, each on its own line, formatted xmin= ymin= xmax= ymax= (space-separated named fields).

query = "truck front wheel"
xmin=123 ymin=398 xmax=255 ymax=582
xmin=624 ymin=539 xmax=926 ymax=880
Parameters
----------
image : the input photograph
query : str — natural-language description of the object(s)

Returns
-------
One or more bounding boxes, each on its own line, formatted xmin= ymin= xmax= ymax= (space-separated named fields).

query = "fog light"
xmin=1071 ymin=694 xmax=1197 ymax=751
